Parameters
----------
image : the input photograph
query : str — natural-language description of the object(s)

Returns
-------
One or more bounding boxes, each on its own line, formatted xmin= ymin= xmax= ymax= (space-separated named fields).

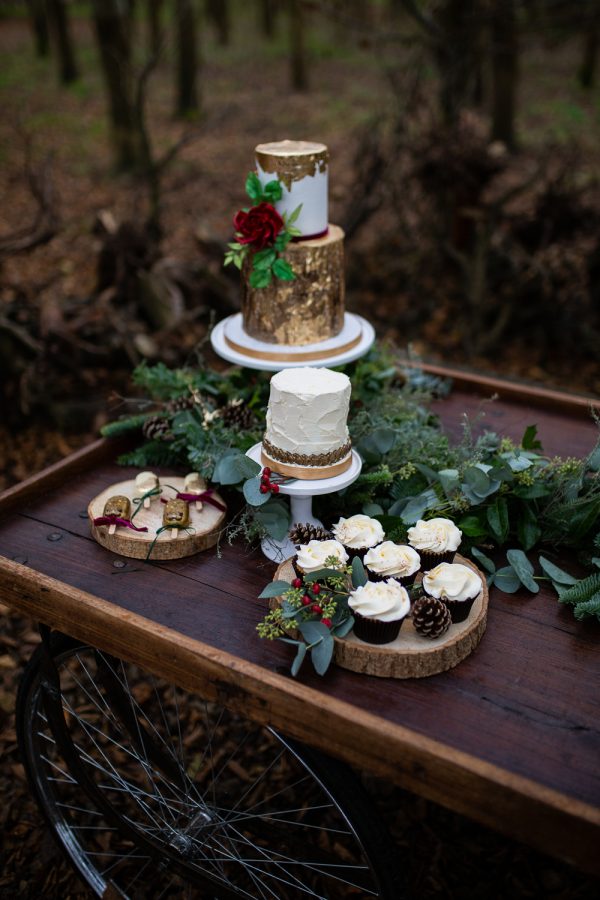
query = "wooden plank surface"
xmin=0 ymin=385 xmax=599 ymax=874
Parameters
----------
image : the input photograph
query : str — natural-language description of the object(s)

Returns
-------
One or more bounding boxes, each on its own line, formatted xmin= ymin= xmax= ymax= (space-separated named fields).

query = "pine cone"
xmin=142 ymin=415 xmax=173 ymax=442
xmin=289 ymin=523 xmax=333 ymax=546
xmin=412 ymin=595 xmax=451 ymax=639
xmin=220 ymin=398 xmax=256 ymax=431
xmin=166 ymin=395 xmax=196 ymax=415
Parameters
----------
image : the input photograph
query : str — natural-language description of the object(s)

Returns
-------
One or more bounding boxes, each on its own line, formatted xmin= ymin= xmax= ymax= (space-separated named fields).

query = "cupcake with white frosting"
xmin=422 ymin=562 xmax=482 ymax=623
xmin=363 ymin=542 xmax=421 ymax=588
xmin=348 ymin=579 xmax=411 ymax=644
xmin=295 ymin=539 xmax=349 ymax=576
xmin=407 ymin=517 xmax=461 ymax=567
xmin=332 ymin=514 xmax=385 ymax=562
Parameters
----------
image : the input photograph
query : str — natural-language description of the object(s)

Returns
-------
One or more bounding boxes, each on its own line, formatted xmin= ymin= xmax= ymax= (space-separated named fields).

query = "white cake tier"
xmin=255 ymin=140 xmax=328 ymax=238
xmin=264 ymin=367 xmax=351 ymax=459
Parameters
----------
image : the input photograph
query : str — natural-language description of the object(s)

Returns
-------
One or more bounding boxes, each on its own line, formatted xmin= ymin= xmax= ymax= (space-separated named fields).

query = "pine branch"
xmin=101 ymin=412 xmax=153 ymax=437
xmin=573 ymin=594 xmax=600 ymax=622
xmin=559 ymin=572 xmax=600 ymax=606
xmin=117 ymin=441 xmax=186 ymax=469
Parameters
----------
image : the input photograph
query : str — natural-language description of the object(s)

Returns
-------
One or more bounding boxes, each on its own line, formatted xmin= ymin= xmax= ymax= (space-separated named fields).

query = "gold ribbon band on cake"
xmin=224 ymin=330 xmax=362 ymax=363
xmin=261 ymin=450 xmax=353 ymax=480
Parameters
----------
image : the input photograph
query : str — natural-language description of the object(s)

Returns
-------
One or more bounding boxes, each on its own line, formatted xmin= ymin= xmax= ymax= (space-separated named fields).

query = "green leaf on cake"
xmin=249 ymin=267 xmax=272 ymax=289
xmin=274 ymin=232 xmax=292 ymax=252
xmin=272 ymin=258 xmax=295 ymax=281
xmin=253 ymin=248 xmax=277 ymax=270
xmin=286 ymin=203 xmax=303 ymax=226
xmin=245 ymin=171 xmax=263 ymax=203
xmin=263 ymin=179 xmax=283 ymax=203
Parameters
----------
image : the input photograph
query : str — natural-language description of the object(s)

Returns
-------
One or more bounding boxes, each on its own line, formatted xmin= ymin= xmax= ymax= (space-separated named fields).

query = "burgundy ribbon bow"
xmin=93 ymin=515 xmax=148 ymax=532
xmin=161 ymin=490 xmax=226 ymax=512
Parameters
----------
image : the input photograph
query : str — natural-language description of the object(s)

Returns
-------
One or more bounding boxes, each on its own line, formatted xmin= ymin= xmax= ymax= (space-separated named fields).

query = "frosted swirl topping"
xmin=348 ymin=580 xmax=410 ymax=623
xmin=332 ymin=515 xmax=385 ymax=550
xmin=407 ymin=518 xmax=462 ymax=553
xmin=295 ymin=539 xmax=349 ymax=573
xmin=364 ymin=542 xmax=420 ymax=577
xmin=422 ymin=563 xmax=482 ymax=603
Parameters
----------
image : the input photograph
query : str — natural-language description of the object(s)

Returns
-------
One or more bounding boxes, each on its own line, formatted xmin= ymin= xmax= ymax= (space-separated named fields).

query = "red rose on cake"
xmin=233 ymin=202 xmax=284 ymax=250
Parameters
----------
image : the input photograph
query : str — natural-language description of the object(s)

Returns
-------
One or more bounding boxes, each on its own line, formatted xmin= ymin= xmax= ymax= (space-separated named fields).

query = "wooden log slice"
xmin=88 ymin=478 xmax=227 ymax=560
xmin=274 ymin=554 xmax=488 ymax=679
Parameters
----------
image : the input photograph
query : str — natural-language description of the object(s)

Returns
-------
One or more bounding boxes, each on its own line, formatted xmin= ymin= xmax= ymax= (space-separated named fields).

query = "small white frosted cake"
xmin=262 ymin=367 xmax=352 ymax=479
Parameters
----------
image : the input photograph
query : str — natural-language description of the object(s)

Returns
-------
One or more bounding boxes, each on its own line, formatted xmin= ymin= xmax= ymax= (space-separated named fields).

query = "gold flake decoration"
xmin=255 ymin=140 xmax=329 ymax=190
xmin=241 ymin=225 xmax=345 ymax=346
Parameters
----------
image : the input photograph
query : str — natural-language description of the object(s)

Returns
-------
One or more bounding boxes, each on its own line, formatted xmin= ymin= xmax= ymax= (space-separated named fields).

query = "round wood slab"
xmin=274 ymin=554 xmax=488 ymax=679
xmin=89 ymin=478 xmax=227 ymax=560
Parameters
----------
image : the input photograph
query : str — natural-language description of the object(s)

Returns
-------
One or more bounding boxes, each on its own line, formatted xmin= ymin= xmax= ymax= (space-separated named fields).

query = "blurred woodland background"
xmin=2 ymin=0 xmax=600 ymax=488
xmin=2 ymin=4 xmax=600 ymax=898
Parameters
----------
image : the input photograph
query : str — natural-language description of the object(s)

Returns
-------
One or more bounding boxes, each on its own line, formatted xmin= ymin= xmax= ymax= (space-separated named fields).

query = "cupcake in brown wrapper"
xmin=352 ymin=611 xmax=404 ymax=645
xmin=348 ymin=579 xmax=411 ymax=646
xmin=407 ymin=518 xmax=461 ymax=567
xmin=294 ymin=539 xmax=349 ymax=577
xmin=332 ymin=515 xmax=385 ymax=563
xmin=421 ymin=562 xmax=482 ymax=624
xmin=364 ymin=542 xmax=421 ymax=589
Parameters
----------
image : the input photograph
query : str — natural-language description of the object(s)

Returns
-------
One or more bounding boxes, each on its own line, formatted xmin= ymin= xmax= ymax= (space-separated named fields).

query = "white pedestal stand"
xmin=246 ymin=443 xmax=363 ymax=563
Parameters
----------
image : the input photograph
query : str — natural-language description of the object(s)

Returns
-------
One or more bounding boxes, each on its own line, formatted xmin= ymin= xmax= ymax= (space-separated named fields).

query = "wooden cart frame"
xmin=1 ymin=366 xmax=599 ymax=878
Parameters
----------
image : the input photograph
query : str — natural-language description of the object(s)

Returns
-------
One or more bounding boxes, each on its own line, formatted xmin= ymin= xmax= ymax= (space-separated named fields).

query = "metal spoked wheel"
xmin=17 ymin=633 xmax=402 ymax=899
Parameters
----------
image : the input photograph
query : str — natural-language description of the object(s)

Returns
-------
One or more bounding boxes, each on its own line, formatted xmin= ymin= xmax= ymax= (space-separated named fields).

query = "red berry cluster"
xmin=293 ymin=575 xmax=333 ymax=629
xmin=259 ymin=467 xmax=280 ymax=495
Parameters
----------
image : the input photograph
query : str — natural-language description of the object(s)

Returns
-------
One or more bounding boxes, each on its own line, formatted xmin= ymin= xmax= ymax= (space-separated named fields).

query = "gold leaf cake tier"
xmin=242 ymin=224 xmax=345 ymax=346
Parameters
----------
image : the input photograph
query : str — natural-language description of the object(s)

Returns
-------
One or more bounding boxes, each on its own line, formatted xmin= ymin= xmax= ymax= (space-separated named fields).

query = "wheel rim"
xmin=21 ymin=644 xmax=387 ymax=899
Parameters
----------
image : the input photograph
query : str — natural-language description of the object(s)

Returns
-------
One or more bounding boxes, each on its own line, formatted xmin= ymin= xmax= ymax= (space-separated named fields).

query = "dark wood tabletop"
xmin=1 ymin=371 xmax=599 ymax=876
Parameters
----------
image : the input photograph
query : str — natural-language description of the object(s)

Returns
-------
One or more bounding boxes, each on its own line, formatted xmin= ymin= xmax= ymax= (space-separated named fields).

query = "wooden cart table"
xmin=1 ymin=370 xmax=599 ymax=882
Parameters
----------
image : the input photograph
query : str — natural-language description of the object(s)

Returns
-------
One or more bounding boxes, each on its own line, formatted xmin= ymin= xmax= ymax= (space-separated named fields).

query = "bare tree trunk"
xmin=91 ymin=0 xmax=141 ymax=171
xmin=433 ymin=0 xmax=478 ymax=125
xmin=490 ymin=0 xmax=518 ymax=150
xmin=260 ymin=0 xmax=278 ymax=38
xmin=27 ymin=0 xmax=50 ymax=57
xmin=206 ymin=0 xmax=230 ymax=46
xmin=46 ymin=0 xmax=78 ymax=83
xmin=289 ymin=0 xmax=308 ymax=91
xmin=147 ymin=0 xmax=164 ymax=57
xmin=579 ymin=5 xmax=600 ymax=88
xmin=175 ymin=0 xmax=200 ymax=118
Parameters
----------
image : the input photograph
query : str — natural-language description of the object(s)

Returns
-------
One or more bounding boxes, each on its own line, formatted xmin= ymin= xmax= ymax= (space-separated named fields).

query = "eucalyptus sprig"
xmin=257 ymin=556 xmax=366 ymax=677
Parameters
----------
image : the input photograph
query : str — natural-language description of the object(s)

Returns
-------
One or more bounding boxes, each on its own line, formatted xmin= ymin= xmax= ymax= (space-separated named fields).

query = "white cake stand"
xmin=211 ymin=313 xmax=375 ymax=372
xmin=246 ymin=442 xmax=363 ymax=562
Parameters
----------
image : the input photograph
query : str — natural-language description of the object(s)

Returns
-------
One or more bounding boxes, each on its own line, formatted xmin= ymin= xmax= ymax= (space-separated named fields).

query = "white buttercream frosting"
xmin=135 ymin=471 xmax=159 ymax=495
xmin=422 ymin=563 xmax=482 ymax=603
xmin=348 ymin=580 xmax=410 ymax=622
xmin=264 ymin=367 xmax=351 ymax=457
xmin=295 ymin=539 xmax=349 ymax=573
xmin=364 ymin=542 xmax=420 ymax=577
xmin=407 ymin=518 xmax=462 ymax=553
xmin=333 ymin=514 xmax=385 ymax=550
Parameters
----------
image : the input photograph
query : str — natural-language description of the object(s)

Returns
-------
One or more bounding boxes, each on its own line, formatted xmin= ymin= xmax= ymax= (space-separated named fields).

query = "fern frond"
xmin=573 ymin=593 xmax=600 ymax=622
xmin=559 ymin=572 xmax=600 ymax=606
xmin=101 ymin=413 xmax=153 ymax=437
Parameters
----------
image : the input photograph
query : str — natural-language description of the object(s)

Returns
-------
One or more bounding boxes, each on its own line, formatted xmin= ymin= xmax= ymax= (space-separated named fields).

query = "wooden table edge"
xmin=1 ymin=556 xmax=598 ymax=876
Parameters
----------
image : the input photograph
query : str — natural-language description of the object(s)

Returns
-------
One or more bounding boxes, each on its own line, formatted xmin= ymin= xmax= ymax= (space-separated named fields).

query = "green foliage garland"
xmin=101 ymin=345 xmax=600 ymax=631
